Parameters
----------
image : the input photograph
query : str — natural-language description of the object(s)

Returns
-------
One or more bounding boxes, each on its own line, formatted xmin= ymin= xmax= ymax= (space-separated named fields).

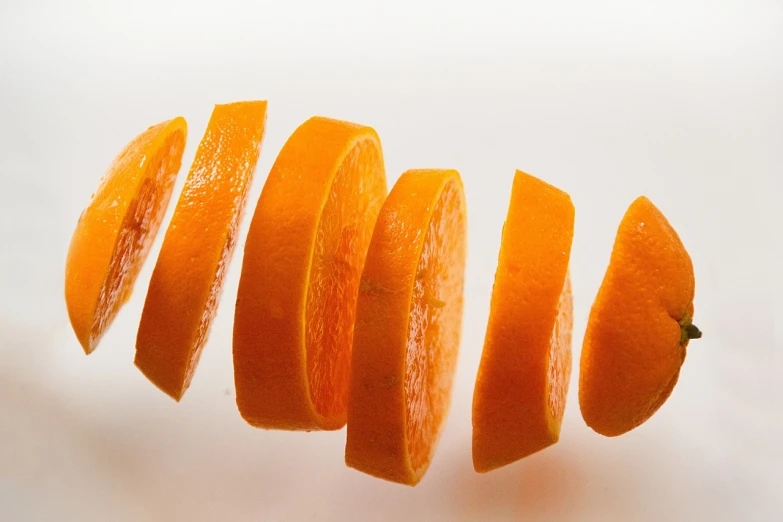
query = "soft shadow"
xmin=444 ymin=439 xmax=589 ymax=520
xmin=516 ymin=446 xmax=588 ymax=515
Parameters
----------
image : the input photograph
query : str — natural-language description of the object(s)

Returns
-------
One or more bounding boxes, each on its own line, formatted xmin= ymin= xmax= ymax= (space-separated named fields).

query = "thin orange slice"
xmin=135 ymin=101 xmax=267 ymax=401
xmin=471 ymin=170 xmax=575 ymax=473
xmin=345 ymin=169 xmax=467 ymax=486
xmin=233 ymin=116 xmax=387 ymax=430
xmin=579 ymin=196 xmax=701 ymax=437
xmin=65 ymin=117 xmax=187 ymax=354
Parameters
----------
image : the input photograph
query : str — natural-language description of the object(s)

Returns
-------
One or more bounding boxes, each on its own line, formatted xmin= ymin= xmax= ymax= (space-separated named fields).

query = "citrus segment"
xmin=471 ymin=170 xmax=575 ymax=473
xmin=233 ymin=116 xmax=386 ymax=430
xmin=65 ymin=117 xmax=187 ymax=354
xmin=346 ymin=169 xmax=467 ymax=486
xmin=135 ymin=101 xmax=267 ymax=400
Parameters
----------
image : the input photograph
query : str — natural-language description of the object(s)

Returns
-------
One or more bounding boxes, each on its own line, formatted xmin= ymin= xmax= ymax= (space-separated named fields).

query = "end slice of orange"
xmin=471 ymin=170 xmax=575 ymax=473
xmin=135 ymin=101 xmax=267 ymax=401
xmin=233 ymin=116 xmax=387 ymax=430
xmin=345 ymin=169 xmax=467 ymax=486
xmin=579 ymin=196 xmax=699 ymax=437
xmin=65 ymin=117 xmax=187 ymax=354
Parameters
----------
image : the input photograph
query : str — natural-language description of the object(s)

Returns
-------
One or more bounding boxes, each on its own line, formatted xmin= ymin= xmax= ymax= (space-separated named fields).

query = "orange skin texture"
xmin=579 ymin=196 xmax=697 ymax=437
xmin=65 ymin=117 xmax=187 ymax=354
xmin=345 ymin=169 xmax=467 ymax=486
xmin=472 ymin=170 xmax=575 ymax=473
xmin=135 ymin=102 xmax=267 ymax=401
xmin=233 ymin=116 xmax=387 ymax=431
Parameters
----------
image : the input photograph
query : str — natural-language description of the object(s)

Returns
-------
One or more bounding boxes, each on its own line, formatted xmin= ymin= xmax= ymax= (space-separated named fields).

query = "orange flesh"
xmin=547 ymin=275 xmax=573 ymax=423
xmin=405 ymin=179 xmax=466 ymax=472
xmin=135 ymin=101 xmax=267 ymax=401
xmin=305 ymin=140 xmax=383 ymax=419
xmin=65 ymin=118 xmax=187 ymax=353
xmin=234 ymin=117 xmax=386 ymax=430
xmin=579 ymin=196 xmax=696 ymax=437
xmin=346 ymin=169 xmax=467 ymax=486
xmin=472 ymin=170 xmax=574 ymax=473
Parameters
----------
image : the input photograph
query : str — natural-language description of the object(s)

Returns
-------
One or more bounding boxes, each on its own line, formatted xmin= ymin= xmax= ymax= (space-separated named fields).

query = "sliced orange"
xmin=233 ymin=116 xmax=387 ymax=430
xmin=471 ymin=170 xmax=575 ymax=473
xmin=579 ymin=196 xmax=700 ymax=436
xmin=135 ymin=101 xmax=267 ymax=401
xmin=65 ymin=117 xmax=187 ymax=354
xmin=345 ymin=169 xmax=467 ymax=486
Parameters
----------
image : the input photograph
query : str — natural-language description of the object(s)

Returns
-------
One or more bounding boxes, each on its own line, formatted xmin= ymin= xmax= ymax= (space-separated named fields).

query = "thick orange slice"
xmin=345 ymin=169 xmax=467 ymax=486
xmin=233 ymin=116 xmax=387 ymax=430
xmin=579 ymin=196 xmax=701 ymax=436
xmin=135 ymin=101 xmax=267 ymax=401
xmin=471 ymin=170 xmax=575 ymax=473
xmin=65 ymin=117 xmax=187 ymax=354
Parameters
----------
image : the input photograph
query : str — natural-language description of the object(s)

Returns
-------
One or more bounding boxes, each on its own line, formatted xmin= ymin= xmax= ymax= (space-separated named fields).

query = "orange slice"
xmin=471 ymin=170 xmax=575 ymax=473
xmin=345 ymin=169 xmax=467 ymax=486
xmin=579 ymin=196 xmax=701 ymax=437
xmin=233 ymin=116 xmax=387 ymax=430
xmin=135 ymin=101 xmax=267 ymax=401
xmin=65 ymin=117 xmax=187 ymax=354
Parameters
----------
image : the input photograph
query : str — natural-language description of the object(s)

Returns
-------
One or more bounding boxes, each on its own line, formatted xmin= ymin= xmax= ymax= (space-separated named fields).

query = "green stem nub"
xmin=684 ymin=323 xmax=702 ymax=340
xmin=678 ymin=313 xmax=702 ymax=345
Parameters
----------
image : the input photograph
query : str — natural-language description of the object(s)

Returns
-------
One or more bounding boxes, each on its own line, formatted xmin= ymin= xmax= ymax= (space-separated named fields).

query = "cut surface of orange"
xmin=135 ymin=101 xmax=267 ymax=401
xmin=233 ymin=116 xmax=387 ymax=430
xmin=579 ymin=196 xmax=700 ymax=437
xmin=345 ymin=169 xmax=467 ymax=486
xmin=471 ymin=170 xmax=575 ymax=473
xmin=65 ymin=117 xmax=187 ymax=354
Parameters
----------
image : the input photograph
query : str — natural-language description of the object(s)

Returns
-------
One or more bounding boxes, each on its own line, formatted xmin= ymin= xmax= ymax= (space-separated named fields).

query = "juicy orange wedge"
xmin=579 ymin=196 xmax=700 ymax=437
xmin=135 ymin=101 xmax=267 ymax=401
xmin=345 ymin=169 xmax=467 ymax=486
xmin=233 ymin=116 xmax=387 ymax=430
xmin=471 ymin=170 xmax=575 ymax=473
xmin=65 ymin=117 xmax=187 ymax=354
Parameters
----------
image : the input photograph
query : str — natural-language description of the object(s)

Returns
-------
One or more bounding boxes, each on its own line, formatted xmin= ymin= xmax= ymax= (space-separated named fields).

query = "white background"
xmin=1 ymin=1 xmax=781 ymax=520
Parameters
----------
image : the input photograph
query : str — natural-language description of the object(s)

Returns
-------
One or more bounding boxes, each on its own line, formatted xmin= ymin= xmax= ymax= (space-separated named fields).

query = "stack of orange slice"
xmin=64 ymin=105 xmax=700 ymax=486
